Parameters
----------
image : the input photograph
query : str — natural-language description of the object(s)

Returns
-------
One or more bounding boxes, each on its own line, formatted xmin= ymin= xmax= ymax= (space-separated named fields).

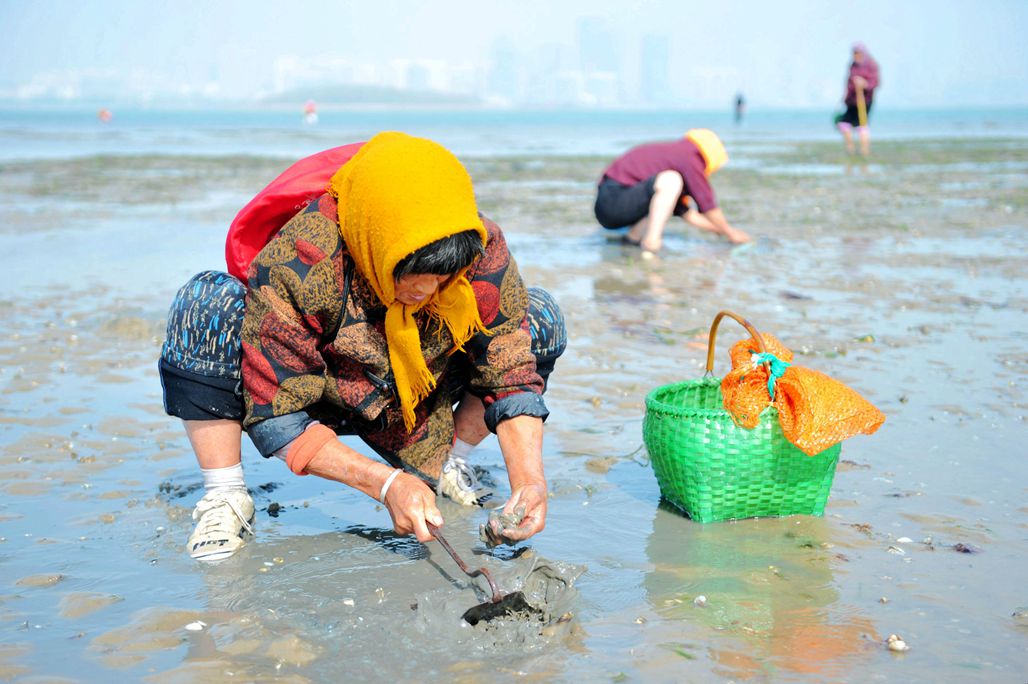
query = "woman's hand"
xmin=493 ymin=482 xmax=547 ymax=542
xmin=381 ymin=472 xmax=444 ymax=542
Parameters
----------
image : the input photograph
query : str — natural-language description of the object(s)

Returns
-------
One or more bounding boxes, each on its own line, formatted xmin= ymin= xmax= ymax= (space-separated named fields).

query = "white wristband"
xmin=378 ymin=468 xmax=402 ymax=504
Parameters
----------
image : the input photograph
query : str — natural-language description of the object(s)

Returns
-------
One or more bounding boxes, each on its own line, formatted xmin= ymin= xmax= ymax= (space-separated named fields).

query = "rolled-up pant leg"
xmin=159 ymin=271 xmax=247 ymax=421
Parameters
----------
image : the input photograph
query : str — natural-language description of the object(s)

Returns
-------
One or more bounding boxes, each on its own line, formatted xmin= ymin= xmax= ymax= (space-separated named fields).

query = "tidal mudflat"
xmin=0 ymin=136 xmax=1025 ymax=682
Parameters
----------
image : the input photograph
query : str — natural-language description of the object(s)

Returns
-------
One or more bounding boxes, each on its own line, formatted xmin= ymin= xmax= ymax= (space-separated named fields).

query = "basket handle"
xmin=704 ymin=310 xmax=768 ymax=377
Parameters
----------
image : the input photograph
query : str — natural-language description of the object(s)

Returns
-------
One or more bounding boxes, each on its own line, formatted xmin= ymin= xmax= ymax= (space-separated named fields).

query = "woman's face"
xmin=394 ymin=273 xmax=451 ymax=306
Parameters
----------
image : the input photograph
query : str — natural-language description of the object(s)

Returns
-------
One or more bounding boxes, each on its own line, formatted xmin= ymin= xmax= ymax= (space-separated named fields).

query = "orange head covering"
xmin=685 ymin=128 xmax=729 ymax=176
xmin=328 ymin=132 xmax=487 ymax=431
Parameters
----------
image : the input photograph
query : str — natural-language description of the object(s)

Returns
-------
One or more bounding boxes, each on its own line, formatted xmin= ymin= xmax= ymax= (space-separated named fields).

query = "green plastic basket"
xmin=643 ymin=311 xmax=841 ymax=523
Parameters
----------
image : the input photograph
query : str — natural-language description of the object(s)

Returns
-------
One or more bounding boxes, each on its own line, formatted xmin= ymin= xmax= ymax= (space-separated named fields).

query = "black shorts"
xmin=836 ymin=99 xmax=873 ymax=128
xmin=594 ymin=176 xmax=659 ymax=229
xmin=160 ymin=358 xmax=244 ymax=421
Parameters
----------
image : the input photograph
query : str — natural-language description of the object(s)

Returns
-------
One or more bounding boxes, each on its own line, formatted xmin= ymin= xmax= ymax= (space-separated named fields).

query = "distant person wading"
xmin=835 ymin=42 xmax=880 ymax=157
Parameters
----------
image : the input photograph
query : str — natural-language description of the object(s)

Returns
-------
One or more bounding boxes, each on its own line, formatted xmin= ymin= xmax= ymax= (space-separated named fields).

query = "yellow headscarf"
xmin=685 ymin=128 xmax=728 ymax=176
xmin=328 ymin=132 xmax=488 ymax=431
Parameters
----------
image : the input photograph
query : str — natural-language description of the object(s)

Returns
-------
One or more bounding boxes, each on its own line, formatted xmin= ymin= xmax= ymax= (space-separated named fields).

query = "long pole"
xmin=855 ymin=85 xmax=868 ymax=128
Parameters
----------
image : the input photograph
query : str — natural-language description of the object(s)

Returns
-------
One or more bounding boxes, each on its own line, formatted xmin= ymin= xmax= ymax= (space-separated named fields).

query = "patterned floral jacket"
xmin=240 ymin=193 xmax=548 ymax=479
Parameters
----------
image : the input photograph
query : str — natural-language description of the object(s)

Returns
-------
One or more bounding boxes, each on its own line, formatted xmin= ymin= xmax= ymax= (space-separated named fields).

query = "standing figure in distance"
xmin=835 ymin=42 xmax=880 ymax=157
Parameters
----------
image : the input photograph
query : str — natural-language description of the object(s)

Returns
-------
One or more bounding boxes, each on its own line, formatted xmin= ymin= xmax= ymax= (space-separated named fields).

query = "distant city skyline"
xmin=1 ymin=0 xmax=1026 ymax=109
xmin=270 ymin=26 xmax=676 ymax=109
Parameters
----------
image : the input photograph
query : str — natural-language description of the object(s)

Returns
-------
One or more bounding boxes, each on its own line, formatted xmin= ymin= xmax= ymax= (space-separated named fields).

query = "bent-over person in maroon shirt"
xmin=594 ymin=129 xmax=750 ymax=252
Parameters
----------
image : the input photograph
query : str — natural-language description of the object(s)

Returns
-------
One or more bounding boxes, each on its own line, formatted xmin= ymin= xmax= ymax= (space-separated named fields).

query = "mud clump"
xmin=412 ymin=551 xmax=584 ymax=651
xmin=479 ymin=506 xmax=526 ymax=547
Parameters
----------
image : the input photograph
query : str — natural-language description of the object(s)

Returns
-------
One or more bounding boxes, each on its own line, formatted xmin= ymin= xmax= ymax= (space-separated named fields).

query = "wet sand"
xmin=0 ymin=137 xmax=1025 ymax=682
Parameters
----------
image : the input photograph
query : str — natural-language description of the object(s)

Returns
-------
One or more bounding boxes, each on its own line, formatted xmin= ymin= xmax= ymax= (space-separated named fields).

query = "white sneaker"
xmin=186 ymin=489 xmax=255 ymax=561
xmin=437 ymin=455 xmax=493 ymax=506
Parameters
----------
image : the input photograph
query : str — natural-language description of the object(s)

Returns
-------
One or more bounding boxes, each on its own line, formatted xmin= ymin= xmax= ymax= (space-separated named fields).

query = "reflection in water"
xmin=338 ymin=522 xmax=429 ymax=559
xmin=844 ymin=157 xmax=872 ymax=176
xmin=644 ymin=504 xmax=879 ymax=680
xmin=590 ymin=236 xmax=732 ymax=349
xmin=594 ymin=235 xmax=732 ymax=294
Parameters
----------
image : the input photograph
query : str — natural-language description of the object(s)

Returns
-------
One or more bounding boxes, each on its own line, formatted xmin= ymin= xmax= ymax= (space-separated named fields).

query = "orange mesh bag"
xmin=721 ymin=333 xmax=885 ymax=456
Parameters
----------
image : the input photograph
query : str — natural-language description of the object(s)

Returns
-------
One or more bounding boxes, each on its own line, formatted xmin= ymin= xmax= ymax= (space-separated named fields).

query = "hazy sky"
xmin=2 ymin=0 xmax=1026 ymax=108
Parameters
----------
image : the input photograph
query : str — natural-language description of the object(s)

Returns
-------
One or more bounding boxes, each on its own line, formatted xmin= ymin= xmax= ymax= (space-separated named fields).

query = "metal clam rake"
xmin=427 ymin=524 xmax=538 ymax=626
